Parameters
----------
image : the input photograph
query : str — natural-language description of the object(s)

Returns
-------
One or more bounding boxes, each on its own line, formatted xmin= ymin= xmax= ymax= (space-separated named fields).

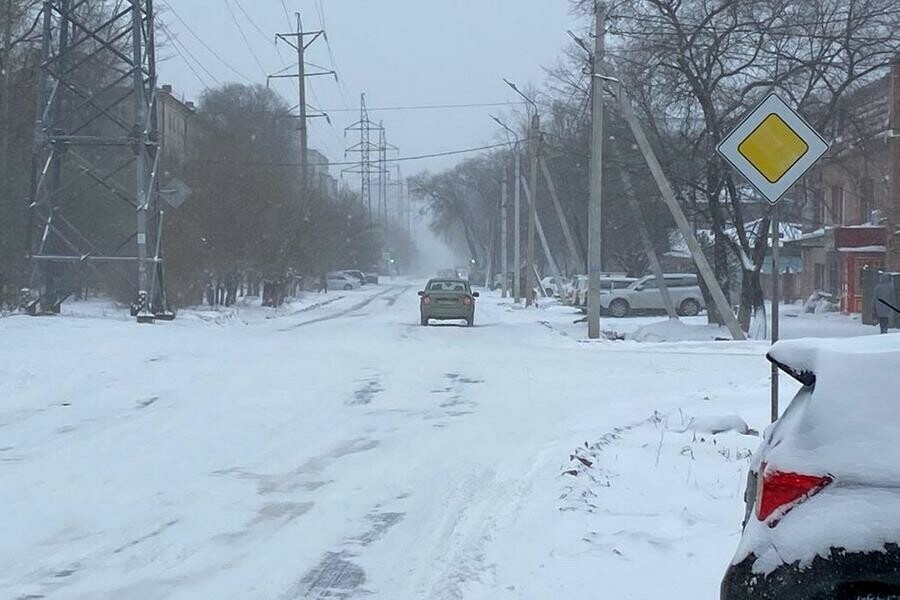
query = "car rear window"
xmin=428 ymin=281 xmax=468 ymax=292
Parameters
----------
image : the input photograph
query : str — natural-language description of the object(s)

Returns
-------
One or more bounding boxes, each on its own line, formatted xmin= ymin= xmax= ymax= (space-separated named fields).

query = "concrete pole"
xmin=587 ymin=2 xmax=606 ymax=338
xmin=501 ymin=178 xmax=509 ymax=298
xmin=540 ymin=156 xmax=583 ymax=274
xmin=526 ymin=114 xmax=539 ymax=307
xmin=615 ymin=83 xmax=746 ymax=341
xmin=609 ymin=144 xmax=678 ymax=319
xmin=521 ymin=174 xmax=567 ymax=299
xmin=513 ymin=151 xmax=522 ymax=303
xmin=771 ymin=206 xmax=780 ymax=421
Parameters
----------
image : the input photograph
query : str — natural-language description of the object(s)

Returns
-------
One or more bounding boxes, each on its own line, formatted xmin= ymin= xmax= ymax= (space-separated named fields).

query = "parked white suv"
xmin=599 ymin=273 xmax=705 ymax=317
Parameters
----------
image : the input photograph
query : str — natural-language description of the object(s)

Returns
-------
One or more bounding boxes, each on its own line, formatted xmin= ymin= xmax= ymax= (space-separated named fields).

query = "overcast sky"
xmin=158 ymin=0 xmax=577 ymax=181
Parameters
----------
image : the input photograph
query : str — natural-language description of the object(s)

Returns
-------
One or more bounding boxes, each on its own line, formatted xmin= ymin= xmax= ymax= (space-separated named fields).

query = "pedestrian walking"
xmin=873 ymin=272 xmax=895 ymax=334
xmin=318 ymin=272 xmax=328 ymax=294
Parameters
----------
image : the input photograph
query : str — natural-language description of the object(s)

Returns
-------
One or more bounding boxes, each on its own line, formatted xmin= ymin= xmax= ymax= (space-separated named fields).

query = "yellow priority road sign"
xmin=717 ymin=93 xmax=828 ymax=204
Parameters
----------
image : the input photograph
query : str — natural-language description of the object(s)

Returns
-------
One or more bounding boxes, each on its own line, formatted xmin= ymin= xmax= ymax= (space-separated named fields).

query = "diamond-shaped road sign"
xmin=717 ymin=93 xmax=829 ymax=204
xmin=160 ymin=177 xmax=192 ymax=209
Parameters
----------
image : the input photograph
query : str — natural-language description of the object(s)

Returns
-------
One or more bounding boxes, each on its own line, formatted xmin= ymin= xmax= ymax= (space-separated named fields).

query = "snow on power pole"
xmin=587 ymin=2 xmax=606 ymax=339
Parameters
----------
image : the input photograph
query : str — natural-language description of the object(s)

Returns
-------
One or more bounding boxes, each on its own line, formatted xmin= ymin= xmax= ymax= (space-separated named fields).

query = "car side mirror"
xmin=472 ymin=292 xmax=480 ymax=298
xmin=634 ymin=285 xmax=644 ymax=291
xmin=418 ymin=291 xmax=425 ymax=297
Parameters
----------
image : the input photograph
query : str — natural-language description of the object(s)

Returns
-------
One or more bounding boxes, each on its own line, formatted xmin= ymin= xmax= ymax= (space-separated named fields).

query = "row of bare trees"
xmin=417 ymin=0 xmax=900 ymax=332
xmin=0 ymin=2 xmax=411 ymax=310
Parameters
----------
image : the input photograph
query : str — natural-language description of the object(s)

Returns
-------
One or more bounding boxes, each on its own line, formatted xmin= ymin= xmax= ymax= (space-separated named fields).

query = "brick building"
xmin=790 ymin=54 xmax=900 ymax=313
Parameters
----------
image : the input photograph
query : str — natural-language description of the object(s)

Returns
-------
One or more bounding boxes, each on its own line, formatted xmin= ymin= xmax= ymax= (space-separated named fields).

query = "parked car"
xmin=540 ymin=276 xmax=570 ymax=297
xmin=339 ymin=270 xmax=367 ymax=286
xmin=363 ymin=272 xmax=379 ymax=285
xmin=327 ymin=272 xmax=361 ymax=291
xmin=418 ymin=278 xmax=479 ymax=327
xmin=569 ymin=275 xmax=637 ymax=310
xmin=721 ymin=336 xmax=900 ymax=599
xmin=599 ymin=273 xmax=705 ymax=317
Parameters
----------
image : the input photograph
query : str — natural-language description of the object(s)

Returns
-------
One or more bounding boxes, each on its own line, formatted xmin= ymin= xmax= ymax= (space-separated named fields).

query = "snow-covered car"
xmin=599 ymin=273 xmax=704 ymax=317
xmin=338 ymin=269 xmax=367 ymax=286
xmin=721 ymin=336 xmax=900 ymax=600
xmin=327 ymin=272 xmax=361 ymax=291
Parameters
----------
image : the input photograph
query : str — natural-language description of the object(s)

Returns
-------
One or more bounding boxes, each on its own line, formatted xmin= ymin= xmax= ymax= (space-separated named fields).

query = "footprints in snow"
xmin=430 ymin=372 xmax=483 ymax=425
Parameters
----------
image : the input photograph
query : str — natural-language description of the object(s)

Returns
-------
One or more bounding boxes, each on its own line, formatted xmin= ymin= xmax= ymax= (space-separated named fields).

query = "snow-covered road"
xmin=1 ymin=284 xmax=824 ymax=599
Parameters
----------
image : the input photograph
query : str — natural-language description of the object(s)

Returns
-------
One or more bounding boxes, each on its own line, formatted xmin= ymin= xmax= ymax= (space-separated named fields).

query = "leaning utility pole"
xmin=26 ymin=0 xmax=169 ymax=322
xmin=273 ymin=14 xmax=330 ymax=196
xmin=587 ymin=2 xmax=606 ymax=339
xmin=609 ymin=143 xmax=677 ymax=319
xmin=540 ymin=156 xmax=584 ymax=274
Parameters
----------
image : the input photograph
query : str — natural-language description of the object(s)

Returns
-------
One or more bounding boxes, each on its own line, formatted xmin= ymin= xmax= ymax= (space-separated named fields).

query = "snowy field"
xmin=0 ymin=283 xmax=881 ymax=599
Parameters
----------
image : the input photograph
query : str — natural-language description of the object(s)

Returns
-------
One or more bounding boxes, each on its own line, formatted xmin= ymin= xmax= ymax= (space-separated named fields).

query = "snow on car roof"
xmin=766 ymin=334 xmax=900 ymax=480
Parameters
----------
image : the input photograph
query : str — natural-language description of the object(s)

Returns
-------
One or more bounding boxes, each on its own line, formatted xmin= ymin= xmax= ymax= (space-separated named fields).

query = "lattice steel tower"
xmin=344 ymin=93 xmax=382 ymax=223
xmin=26 ymin=0 xmax=169 ymax=322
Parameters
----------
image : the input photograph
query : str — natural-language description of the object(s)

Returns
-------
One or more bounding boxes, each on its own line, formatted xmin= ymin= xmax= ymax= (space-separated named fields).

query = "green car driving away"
xmin=419 ymin=279 xmax=479 ymax=327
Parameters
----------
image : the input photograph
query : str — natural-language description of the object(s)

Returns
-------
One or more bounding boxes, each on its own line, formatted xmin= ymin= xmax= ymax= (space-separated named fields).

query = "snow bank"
xmin=629 ymin=318 xmax=731 ymax=342
xmin=671 ymin=414 xmax=753 ymax=436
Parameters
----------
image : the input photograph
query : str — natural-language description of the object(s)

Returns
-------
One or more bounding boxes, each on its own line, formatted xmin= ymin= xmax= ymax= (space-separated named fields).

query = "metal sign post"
xmin=717 ymin=93 xmax=829 ymax=422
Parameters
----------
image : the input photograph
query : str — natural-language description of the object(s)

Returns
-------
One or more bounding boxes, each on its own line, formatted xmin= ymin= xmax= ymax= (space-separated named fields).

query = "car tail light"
xmin=756 ymin=462 xmax=832 ymax=526
xmin=463 ymin=296 xmax=473 ymax=306
xmin=421 ymin=296 xmax=431 ymax=305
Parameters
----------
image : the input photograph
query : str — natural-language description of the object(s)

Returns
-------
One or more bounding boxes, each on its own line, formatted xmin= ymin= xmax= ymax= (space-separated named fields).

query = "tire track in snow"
xmin=278 ymin=287 xmax=402 ymax=331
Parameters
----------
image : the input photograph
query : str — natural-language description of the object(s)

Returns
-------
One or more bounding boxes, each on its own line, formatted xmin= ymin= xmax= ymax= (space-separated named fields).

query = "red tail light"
xmin=756 ymin=463 xmax=832 ymax=526
xmin=421 ymin=296 xmax=431 ymax=305
xmin=463 ymin=296 xmax=473 ymax=306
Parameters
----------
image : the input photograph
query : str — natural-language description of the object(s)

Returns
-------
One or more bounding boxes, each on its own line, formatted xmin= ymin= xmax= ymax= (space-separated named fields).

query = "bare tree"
xmin=574 ymin=0 xmax=900 ymax=329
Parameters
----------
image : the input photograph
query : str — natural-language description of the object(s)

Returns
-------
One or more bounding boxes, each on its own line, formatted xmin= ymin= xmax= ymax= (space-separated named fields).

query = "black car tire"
xmin=609 ymin=298 xmax=630 ymax=318
xmin=343 ymin=284 xmax=353 ymax=291
xmin=680 ymin=298 xmax=701 ymax=317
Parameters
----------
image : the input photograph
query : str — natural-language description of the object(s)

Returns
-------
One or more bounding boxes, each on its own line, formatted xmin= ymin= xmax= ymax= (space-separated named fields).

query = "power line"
xmin=196 ymin=140 xmax=526 ymax=169
xmin=322 ymin=101 xmax=527 ymax=113
xmin=159 ymin=1 xmax=254 ymax=84
xmin=159 ymin=23 xmax=220 ymax=87
xmin=223 ymin=0 xmax=268 ymax=79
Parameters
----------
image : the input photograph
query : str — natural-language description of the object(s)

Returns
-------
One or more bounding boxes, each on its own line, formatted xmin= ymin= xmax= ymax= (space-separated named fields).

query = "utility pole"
xmin=500 ymin=178 xmax=509 ymax=298
xmin=613 ymin=81 xmax=746 ymax=341
xmin=526 ymin=114 xmax=539 ymax=307
xmin=587 ymin=2 xmax=606 ymax=339
xmin=610 ymin=143 xmax=678 ymax=319
xmin=521 ymin=174 xmax=567 ymax=299
xmin=344 ymin=94 xmax=382 ymax=223
xmin=273 ymin=14 xmax=332 ymax=197
xmin=0 ymin=0 xmax=11 ymax=279
xmin=513 ymin=147 xmax=522 ymax=303
xmin=540 ymin=156 xmax=584 ymax=274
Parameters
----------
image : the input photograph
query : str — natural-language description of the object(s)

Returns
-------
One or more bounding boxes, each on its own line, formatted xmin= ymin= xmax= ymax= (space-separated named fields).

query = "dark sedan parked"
xmin=419 ymin=279 xmax=478 ymax=327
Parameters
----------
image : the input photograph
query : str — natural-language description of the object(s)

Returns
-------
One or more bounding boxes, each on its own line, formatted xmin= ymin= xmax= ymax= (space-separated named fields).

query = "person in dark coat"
xmin=873 ymin=272 xmax=896 ymax=334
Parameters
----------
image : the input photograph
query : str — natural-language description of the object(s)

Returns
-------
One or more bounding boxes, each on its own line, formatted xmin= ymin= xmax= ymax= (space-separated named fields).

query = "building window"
xmin=860 ymin=177 xmax=874 ymax=223
xmin=831 ymin=185 xmax=844 ymax=225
